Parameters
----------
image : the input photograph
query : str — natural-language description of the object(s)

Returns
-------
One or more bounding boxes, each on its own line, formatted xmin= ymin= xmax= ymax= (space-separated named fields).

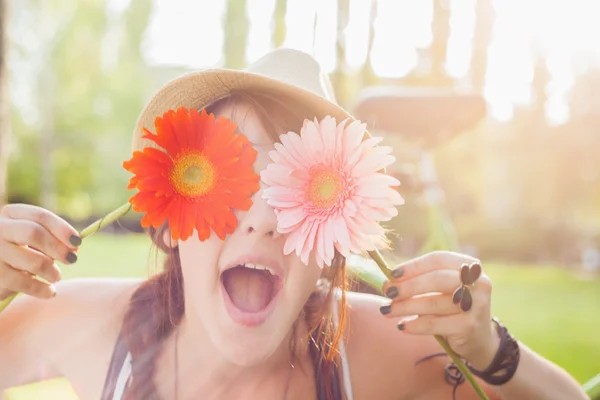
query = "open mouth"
xmin=221 ymin=263 xmax=282 ymax=326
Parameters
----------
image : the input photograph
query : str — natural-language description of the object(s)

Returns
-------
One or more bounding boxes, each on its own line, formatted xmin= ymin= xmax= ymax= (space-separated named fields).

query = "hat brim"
xmin=132 ymin=69 xmax=360 ymax=151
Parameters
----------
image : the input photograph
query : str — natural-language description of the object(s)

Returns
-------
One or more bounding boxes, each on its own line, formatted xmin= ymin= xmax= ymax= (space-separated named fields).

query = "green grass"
xmin=486 ymin=264 xmax=600 ymax=385
xmin=3 ymin=234 xmax=600 ymax=399
xmin=59 ymin=233 xmax=159 ymax=279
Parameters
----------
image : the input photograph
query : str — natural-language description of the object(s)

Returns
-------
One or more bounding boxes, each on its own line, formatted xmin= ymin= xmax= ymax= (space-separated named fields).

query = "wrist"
xmin=468 ymin=317 xmax=521 ymax=386
xmin=467 ymin=320 xmax=502 ymax=370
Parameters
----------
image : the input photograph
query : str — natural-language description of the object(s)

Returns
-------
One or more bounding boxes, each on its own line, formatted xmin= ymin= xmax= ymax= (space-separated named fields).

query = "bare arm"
xmin=482 ymin=341 xmax=587 ymax=400
xmin=415 ymin=332 xmax=587 ymax=400
xmin=377 ymin=251 xmax=589 ymax=400
xmin=0 ymin=204 xmax=81 ymax=388
xmin=345 ymin=291 xmax=501 ymax=400
xmin=0 ymin=277 xmax=140 ymax=393
xmin=346 ymin=289 xmax=587 ymax=400
xmin=0 ymin=204 xmax=138 ymax=393
xmin=0 ymin=290 xmax=59 ymax=388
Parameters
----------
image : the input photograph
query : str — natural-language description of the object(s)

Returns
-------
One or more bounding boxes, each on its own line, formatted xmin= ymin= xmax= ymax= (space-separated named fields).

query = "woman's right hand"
xmin=0 ymin=203 xmax=81 ymax=300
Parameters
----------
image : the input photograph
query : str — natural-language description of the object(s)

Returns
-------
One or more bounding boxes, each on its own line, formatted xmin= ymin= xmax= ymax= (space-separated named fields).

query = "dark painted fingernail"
xmin=385 ymin=286 xmax=398 ymax=299
xmin=69 ymin=235 xmax=82 ymax=247
xmin=391 ymin=267 xmax=404 ymax=278
xmin=379 ymin=304 xmax=391 ymax=315
xmin=66 ymin=252 xmax=78 ymax=264
xmin=397 ymin=322 xmax=405 ymax=331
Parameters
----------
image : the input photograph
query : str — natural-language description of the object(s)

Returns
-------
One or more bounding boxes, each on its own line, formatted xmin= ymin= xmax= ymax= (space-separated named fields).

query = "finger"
xmin=380 ymin=294 xmax=460 ymax=318
xmin=0 ymin=262 xmax=57 ymax=299
xmin=0 ymin=204 xmax=81 ymax=249
xmin=397 ymin=314 xmax=466 ymax=336
xmin=0 ymin=241 xmax=62 ymax=283
xmin=384 ymin=269 xmax=460 ymax=300
xmin=0 ymin=219 xmax=78 ymax=265
xmin=388 ymin=251 xmax=480 ymax=282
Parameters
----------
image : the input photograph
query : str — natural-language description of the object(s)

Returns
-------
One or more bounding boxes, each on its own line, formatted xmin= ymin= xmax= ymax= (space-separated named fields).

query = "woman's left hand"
xmin=380 ymin=251 xmax=500 ymax=370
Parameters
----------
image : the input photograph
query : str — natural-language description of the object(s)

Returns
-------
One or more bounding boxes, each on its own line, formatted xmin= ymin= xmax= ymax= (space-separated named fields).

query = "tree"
xmin=224 ymin=0 xmax=248 ymax=69
xmin=471 ymin=0 xmax=494 ymax=90
xmin=429 ymin=0 xmax=451 ymax=85
xmin=0 ymin=0 xmax=8 ymax=206
xmin=273 ymin=0 xmax=287 ymax=48
xmin=360 ymin=0 xmax=379 ymax=88
xmin=8 ymin=0 xmax=154 ymax=219
xmin=332 ymin=0 xmax=350 ymax=106
xmin=403 ymin=0 xmax=453 ymax=87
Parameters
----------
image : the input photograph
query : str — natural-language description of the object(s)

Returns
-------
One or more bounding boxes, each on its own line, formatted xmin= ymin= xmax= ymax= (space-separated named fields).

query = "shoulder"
xmin=0 ymin=277 xmax=143 ymax=388
xmin=34 ymin=277 xmax=143 ymax=352
xmin=52 ymin=276 xmax=143 ymax=309
xmin=18 ymin=277 xmax=143 ymax=332
xmin=342 ymin=291 xmax=456 ymax=400
xmin=1 ymin=276 xmax=143 ymax=339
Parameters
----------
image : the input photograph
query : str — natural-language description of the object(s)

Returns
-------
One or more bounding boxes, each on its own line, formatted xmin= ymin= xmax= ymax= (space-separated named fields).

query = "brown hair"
xmin=121 ymin=91 xmax=348 ymax=400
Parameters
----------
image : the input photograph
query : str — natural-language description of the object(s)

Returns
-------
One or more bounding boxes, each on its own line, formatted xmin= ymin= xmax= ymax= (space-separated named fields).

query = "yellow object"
xmin=3 ymin=378 xmax=79 ymax=400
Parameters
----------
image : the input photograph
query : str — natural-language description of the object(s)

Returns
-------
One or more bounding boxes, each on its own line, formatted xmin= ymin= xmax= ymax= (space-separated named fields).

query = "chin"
xmin=202 ymin=306 xmax=290 ymax=367
xmin=215 ymin=333 xmax=282 ymax=367
xmin=203 ymin=277 xmax=299 ymax=367
xmin=194 ymin=255 xmax=320 ymax=367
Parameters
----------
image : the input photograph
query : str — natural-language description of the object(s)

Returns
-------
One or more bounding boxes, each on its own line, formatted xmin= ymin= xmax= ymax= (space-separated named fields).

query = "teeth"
xmin=243 ymin=263 xmax=275 ymax=275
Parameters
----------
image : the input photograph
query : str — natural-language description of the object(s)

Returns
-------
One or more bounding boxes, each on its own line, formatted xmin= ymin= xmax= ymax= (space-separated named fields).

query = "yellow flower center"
xmin=309 ymin=169 xmax=343 ymax=208
xmin=170 ymin=151 xmax=216 ymax=198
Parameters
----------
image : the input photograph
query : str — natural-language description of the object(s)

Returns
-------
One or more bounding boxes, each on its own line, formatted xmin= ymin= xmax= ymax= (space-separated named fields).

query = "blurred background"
xmin=1 ymin=0 xmax=599 ymax=398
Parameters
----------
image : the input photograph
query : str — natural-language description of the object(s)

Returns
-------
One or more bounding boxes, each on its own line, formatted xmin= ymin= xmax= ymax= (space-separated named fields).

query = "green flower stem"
xmin=0 ymin=202 xmax=133 ymax=314
xmin=0 ymin=292 xmax=17 ymax=313
xmin=584 ymin=373 xmax=600 ymax=399
xmin=367 ymin=248 xmax=489 ymax=400
xmin=79 ymin=203 xmax=133 ymax=239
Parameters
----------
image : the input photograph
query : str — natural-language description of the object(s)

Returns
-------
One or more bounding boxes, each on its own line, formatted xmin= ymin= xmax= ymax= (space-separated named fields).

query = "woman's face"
xmin=175 ymin=100 xmax=322 ymax=366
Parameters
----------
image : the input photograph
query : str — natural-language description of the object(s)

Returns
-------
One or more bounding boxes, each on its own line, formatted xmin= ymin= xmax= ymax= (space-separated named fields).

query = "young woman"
xmin=0 ymin=48 xmax=588 ymax=400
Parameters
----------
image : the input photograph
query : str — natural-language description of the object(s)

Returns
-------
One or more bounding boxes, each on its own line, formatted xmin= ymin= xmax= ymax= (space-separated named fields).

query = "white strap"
xmin=112 ymin=352 xmax=132 ymax=400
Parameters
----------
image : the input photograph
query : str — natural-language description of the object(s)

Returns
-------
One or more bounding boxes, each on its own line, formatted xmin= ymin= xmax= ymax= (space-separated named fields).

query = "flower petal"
xmin=332 ymin=216 xmax=352 ymax=256
xmin=342 ymin=120 xmax=368 ymax=161
xmin=300 ymin=221 xmax=319 ymax=265
xmin=260 ymin=114 xmax=405 ymax=267
xmin=320 ymin=117 xmax=338 ymax=156
xmin=284 ymin=226 xmax=304 ymax=256
xmin=278 ymin=206 xmax=307 ymax=230
xmin=300 ymin=119 xmax=324 ymax=157
xmin=126 ymin=107 xmax=260 ymax=243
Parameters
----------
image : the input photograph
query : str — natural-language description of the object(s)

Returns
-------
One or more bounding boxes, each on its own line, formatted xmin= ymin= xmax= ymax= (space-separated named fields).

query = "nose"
xmin=237 ymin=187 xmax=280 ymax=239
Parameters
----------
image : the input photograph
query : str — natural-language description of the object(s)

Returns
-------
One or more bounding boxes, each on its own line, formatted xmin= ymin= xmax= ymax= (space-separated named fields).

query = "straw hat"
xmin=132 ymin=48 xmax=360 ymax=151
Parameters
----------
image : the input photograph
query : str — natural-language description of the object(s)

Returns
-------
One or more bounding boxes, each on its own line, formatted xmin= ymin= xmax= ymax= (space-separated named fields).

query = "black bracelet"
xmin=467 ymin=317 xmax=521 ymax=386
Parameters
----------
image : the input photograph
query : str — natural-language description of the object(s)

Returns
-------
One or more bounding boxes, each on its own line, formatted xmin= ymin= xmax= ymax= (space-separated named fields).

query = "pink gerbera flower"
xmin=261 ymin=116 xmax=404 ymax=268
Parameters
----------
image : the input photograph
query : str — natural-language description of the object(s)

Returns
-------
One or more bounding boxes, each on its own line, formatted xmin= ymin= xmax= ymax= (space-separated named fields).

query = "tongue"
xmin=223 ymin=267 xmax=275 ymax=312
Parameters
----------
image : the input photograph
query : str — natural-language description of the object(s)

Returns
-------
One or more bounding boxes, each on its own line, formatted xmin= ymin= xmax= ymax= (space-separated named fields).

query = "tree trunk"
xmin=471 ymin=0 xmax=494 ymax=90
xmin=273 ymin=0 xmax=287 ymax=48
xmin=332 ymin=0 xmax=349 ymax=106
xmin=38 ymin=67 xmax=57 ymax=211
xmin=360 ymin=0 xmax=378 ymax=87
xmin=431 ymin=0 xmax=450 ymax=80
xmin=224 ymin=0 xmax=248 ymax=69
xmin=0 ymin=0 xmax=10 ymax=206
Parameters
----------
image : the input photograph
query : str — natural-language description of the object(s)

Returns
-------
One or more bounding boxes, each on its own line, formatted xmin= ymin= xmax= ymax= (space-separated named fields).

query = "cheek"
xmin=253 ymin=148 xmax=272 ymax=176
xmin=177 ymin=236 xmax=224 ymax=286
xmin=286 ymin=260 xmax=323 ymax=300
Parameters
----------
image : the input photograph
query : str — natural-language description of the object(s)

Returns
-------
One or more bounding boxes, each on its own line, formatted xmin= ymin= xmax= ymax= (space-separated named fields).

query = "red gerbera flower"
xmin=123 ymin=107 xmax=260 ymax=242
